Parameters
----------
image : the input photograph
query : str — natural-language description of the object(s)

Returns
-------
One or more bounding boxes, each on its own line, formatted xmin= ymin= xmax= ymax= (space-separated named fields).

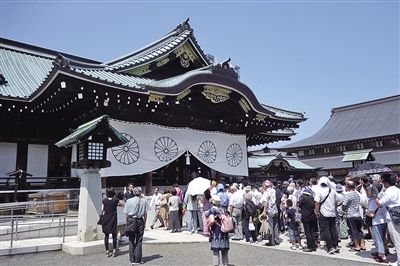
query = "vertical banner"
xmin=101 ymin=120 xmax=248 ymax=177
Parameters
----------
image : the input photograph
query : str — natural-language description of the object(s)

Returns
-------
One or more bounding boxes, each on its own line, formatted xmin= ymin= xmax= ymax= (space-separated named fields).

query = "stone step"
xmin=0 ymin=218 xmax=77 ymax=241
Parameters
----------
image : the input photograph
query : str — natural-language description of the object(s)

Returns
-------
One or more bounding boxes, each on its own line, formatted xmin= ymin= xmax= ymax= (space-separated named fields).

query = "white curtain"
xmin=101 ymin=119 xmax=248 ymax=177
xmin=0 ymin=142 xmax=17 ymax=177
xmin=27 ymin=144 xmax=48 ymax=178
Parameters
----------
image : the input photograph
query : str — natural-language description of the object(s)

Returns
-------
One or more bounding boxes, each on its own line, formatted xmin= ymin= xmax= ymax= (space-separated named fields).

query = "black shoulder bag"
xmin=126 ymin=198 xmax=142 ymax=234
xmin=320 ymin=188 xmax=331 ymax=206
xmin=97 ymin=210 xmax=104 ymax=225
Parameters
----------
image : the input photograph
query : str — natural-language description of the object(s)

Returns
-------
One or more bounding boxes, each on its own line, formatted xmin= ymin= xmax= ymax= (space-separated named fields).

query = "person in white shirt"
xmin=261 ymin=180 xmax=279 ymax=246
xmin=252 ymin=186 xmax=262 ymax=206
xmin=367 ymin=184 xmax=389 ymax=263
xmin=376 ymin=173 xmax=400 ymax=266
xmin=315 ymin=176 xmax=341 ymax=254
xmin=310 ymin=178 xmax=319 ymax=199
xmin=149 ymin=187 xmax=164 ymax=229
xmin=228 ymin=185 xmax=244 ymax=240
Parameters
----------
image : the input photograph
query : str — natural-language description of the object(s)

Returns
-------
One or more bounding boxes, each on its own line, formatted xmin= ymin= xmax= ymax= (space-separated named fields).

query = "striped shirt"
xmin=342 ymin=191 xmax=361 ymax=218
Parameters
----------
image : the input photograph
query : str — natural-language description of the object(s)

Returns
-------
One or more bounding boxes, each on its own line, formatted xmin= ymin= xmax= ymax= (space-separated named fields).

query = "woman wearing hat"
xmin=206 ymin=195 xmax=230 ymax=266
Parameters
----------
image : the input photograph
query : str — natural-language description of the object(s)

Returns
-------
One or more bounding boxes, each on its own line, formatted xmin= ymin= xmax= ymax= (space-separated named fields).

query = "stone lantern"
xmin=55 ymin=115 xmax=128 ymax=255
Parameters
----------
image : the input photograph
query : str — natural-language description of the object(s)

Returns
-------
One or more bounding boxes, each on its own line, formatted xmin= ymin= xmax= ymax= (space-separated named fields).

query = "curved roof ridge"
xmin=105 ymin=19 xmax=211 ymax=71
xmin=105 ymin=19 xmax=192 ymax=66
xmin=332 ymin=94 xmax=400 ymax=114
xmin=0 ymin=37 xmax=101 ymax=64
xmin=54 ymin=54 xmax=105 ymax=69
xmin=261 ymin=103 xmax=305 ymax=120
xmin=1 ymin=43 xmax=55 ymax=60
xmin=105 ymin=27 xmax=182 ymax=66
xmin=145 ymin=64 xmax=305 ymax=122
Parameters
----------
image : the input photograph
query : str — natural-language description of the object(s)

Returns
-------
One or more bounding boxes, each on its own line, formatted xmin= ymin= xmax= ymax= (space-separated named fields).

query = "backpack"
xmin=388 ymin=206 xmax=400 ymax=224
xmin=220 ymin=213 xmax=235 ymax=233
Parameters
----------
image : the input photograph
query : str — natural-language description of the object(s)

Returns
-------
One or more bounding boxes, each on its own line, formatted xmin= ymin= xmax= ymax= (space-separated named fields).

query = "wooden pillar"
xmin=215 ymin=171 xmax=222 ymax=183
xmin=145 ymin=172 xmax=152 ymax=195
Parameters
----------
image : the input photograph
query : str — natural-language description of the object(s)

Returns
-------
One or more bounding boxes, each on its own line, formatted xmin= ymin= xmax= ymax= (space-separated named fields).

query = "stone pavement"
xmin=2 ymin=225 xmax=397 ymax=265
xmin=1 ymin=206 xmax=397 ymax=265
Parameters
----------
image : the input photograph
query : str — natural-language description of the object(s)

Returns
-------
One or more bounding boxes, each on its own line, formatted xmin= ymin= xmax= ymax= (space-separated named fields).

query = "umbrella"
xmin=186 ymin=177 xmax=211 ymax=195
xmin=348 ymin=162 xmax=393 ymax=176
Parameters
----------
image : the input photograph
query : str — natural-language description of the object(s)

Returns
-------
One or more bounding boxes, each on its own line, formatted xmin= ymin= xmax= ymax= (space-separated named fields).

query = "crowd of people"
xmin=100 ymin=174 xmax=400 ymax=266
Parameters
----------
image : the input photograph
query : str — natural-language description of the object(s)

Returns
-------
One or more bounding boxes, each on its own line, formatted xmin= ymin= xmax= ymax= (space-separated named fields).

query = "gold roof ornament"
xmin=239 ymin=97 xmax=251 ymax=113
xmin=176 ymin=89 xmax=191 ymax=101
xmin=149 ymin=93 xmax=165 ymax=103
xmin=202 ymin=85 xmax=231 ymax=103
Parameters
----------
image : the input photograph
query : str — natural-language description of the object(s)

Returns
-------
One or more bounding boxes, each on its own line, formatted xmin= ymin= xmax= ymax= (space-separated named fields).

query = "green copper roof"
xmin=70 ymin=67 xmax=154 ymax=90
xmin=55 ymin=115 xmax=128 ymax=148
xmin=0 ymin=45 xmax=55 ymax=98
xmin=342 ymin=149 xmax=374 ymax=162
xmin=248 ymin=153 xmax=316 ymax=170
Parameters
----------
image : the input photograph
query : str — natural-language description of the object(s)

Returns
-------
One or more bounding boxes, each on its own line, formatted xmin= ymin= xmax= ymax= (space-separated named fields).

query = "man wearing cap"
xmin=315 ymin=176 xmax=341 ymax=254
xmin=124 ymin=187 xmax=149 ymax=265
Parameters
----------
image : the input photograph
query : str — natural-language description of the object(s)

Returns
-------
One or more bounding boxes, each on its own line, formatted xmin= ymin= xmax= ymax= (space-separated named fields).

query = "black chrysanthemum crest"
xmin=226 ymin=143 xmax=243 ymax=167
xmin=154 ymin=136 xmax=178 ymax=162
xmin=197 ymin=140 xmax=217 ymax=163
xmin=111 ymin=133 xmax=140 ymax=165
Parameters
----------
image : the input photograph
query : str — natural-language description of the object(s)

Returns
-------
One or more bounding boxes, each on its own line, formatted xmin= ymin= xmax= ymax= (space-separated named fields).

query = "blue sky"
xmin=1 ymin=1 xmax=399 ymax=147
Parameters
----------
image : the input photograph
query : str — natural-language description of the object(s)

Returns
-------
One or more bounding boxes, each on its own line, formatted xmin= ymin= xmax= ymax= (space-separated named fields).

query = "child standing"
xmin=285 ymin=199 xmax=302 ymax=250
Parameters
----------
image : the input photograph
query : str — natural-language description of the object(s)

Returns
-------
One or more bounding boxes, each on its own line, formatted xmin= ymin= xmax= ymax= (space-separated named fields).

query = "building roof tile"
xmin=248 ymin=152 xmax=316 ymax=170
xmin=281 ymin=95 xmax=400 ymax=148
xmin=105 ymin=20 xmax=210 ymax=71
xmin=300 ymin=149 xmax=400 ymax=170
xmin=0 ymin=46 xmax=55 ymax=98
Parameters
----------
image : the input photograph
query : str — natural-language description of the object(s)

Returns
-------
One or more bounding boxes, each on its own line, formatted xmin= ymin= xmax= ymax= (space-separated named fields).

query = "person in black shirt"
xmin=299 ymin=187 xmax=318 ymax=252
xmin=102 ymin=187 xmax=121 ymax=257
xmin=124 ymin=182 xmax=135 ymax=201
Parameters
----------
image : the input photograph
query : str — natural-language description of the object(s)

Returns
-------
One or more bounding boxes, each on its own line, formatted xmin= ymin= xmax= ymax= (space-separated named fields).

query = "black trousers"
xmin=319 ymin=215 xmax=338 ymax=250
xmin=303 ymin=220 xmax=318 ymax=250
xmin=242 ymin=217 xmax=257 ymax=242
xmin=104 ymin=232 xmax=117 ymax=251
xmin=128 ymin=218 xmax=145 ymax=264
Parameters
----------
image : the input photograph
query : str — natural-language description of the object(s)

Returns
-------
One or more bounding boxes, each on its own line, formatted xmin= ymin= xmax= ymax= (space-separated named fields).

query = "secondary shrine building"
xmin=0 ymin=20 xmax=305 ymax=197
xmin=278 ymin=95 xmax=400 ymax=179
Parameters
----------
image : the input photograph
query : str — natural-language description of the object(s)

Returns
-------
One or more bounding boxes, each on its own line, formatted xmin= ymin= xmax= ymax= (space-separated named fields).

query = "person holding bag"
xmin=206 ymin=195 xmax=230 ymax=266
xmin=124 ymin=187 xmax=149 ymax=265
xmin=101 ymin=187 xmax=121 ymax=257
xmin=375 ymin=173 xmax=400 ymax=266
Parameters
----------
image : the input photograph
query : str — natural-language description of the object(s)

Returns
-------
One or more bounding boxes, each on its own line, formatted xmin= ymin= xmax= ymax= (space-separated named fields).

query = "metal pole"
xmin=10 ymin=216 xmax=14 ymax=248
xmin=52 ymin=202 xmax=54 ymax=222
xmin=62 ymin=216 xmax=66 ymax=243
xmin=15 ymin=216 xmax=18 ymax=240
xmin=58 ymin=218 xmax=61 ymax=237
